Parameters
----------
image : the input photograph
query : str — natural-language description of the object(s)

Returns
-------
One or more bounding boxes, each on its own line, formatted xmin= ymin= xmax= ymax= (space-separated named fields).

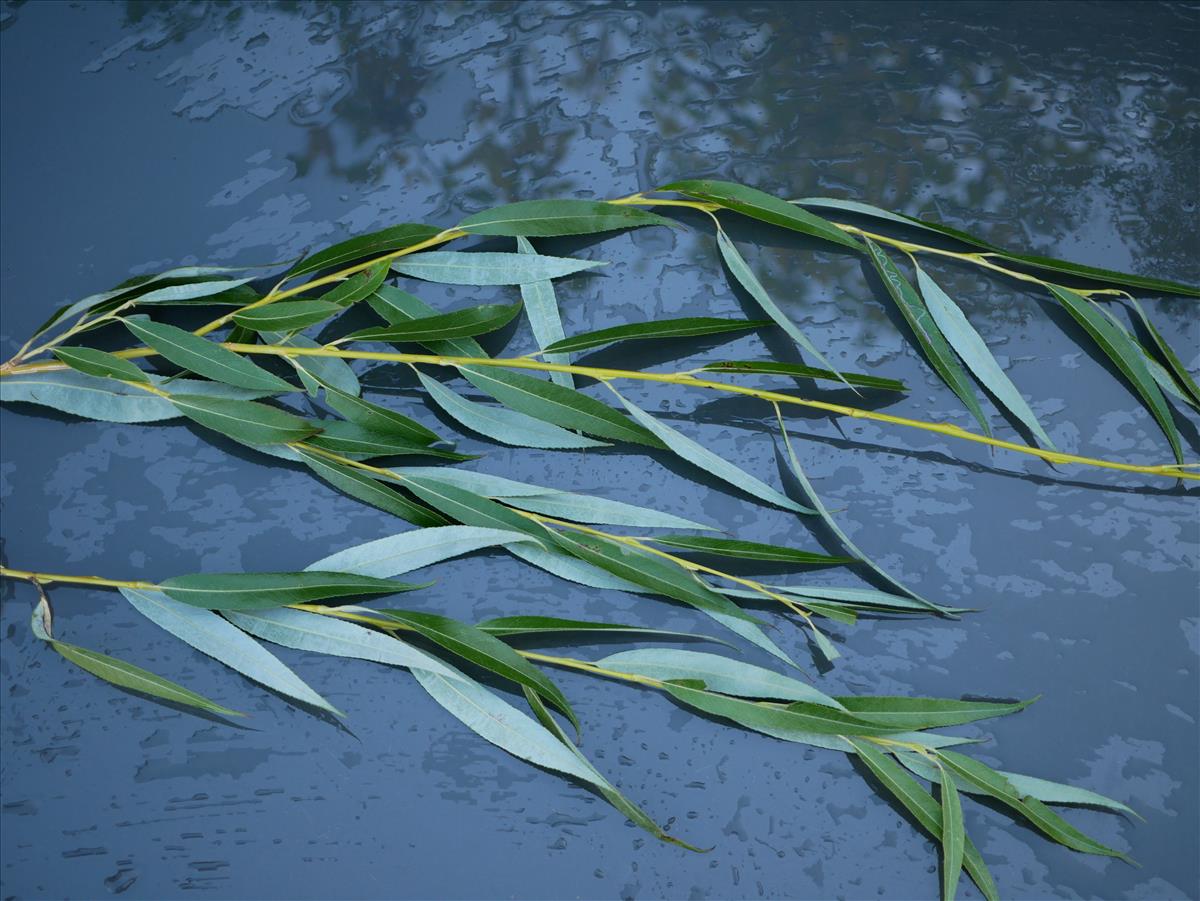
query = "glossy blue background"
xmin=1 ymin=2 xmax=1196 ymax=898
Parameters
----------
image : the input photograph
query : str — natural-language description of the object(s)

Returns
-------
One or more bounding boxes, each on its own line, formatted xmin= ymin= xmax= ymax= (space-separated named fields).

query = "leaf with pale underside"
xmin=393 ymin=251 xmax=605 ymax=286
xmin=264 ymin=332 xmax=361 ymax=398
xmin=516 ymin=236 xmax=572 ymax=388
xmin=160 ymin=571 xmax=424 ymax=611
xmin=306 ymin=526 xmax=537 ymax=577
xmin=400 ymin=475 xmax=550 ymax=541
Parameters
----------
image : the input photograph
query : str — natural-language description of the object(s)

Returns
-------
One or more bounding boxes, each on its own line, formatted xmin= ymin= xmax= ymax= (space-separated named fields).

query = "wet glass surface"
xmin=0 ymin=2 xmax=1196 ymax=898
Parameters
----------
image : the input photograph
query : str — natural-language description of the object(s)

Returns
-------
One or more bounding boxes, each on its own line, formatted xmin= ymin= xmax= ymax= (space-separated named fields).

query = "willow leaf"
xmin=293 ymin=446 xmax=449 ymax=528
xmin=833 ymin=695 xmax=1034 ymax=730
xmin=160 ymin=571 xmax=423 ymax=611
xmin=477 ymin=616 xmax=728 ymax=647
xmin=862 ymin=238 xmax=989 ymax=435
xmin=660 ymin=179 xmax=862 ymax=252
xmin=1129 ymin=298 xmax=1200 ymax=407
xmin=916 ymin=264 xmax=1056 ymax=450
xmin=937 ymin=759 xmax=965 ymax=901
xmin=1050 ymin=286 xmax=1183 ymax=464
xmin=764 ymin=583 xmax=967 ymax=617
xmin=400 ymin=475 xmax=550 ymax=541
xmin=808 ymin=622 xmax=841 ymax=664
xmin=415 ymin=370 xmax=608 ymax=450
xmin=31 ymin=597 xmax=241 ymax=718
xmin=507 ymin=542 xmax=649 ymax=593
xmin=52 ymin=347 xmax=149 ymax=383
xmin=233 ymin=300 xmax=342 ymax=332
xmin=346 ymin=301 xmax=522 ymax=344
xmin=120 ymin=586 xmax=339 ymax=716
xmin=650 ymin=535 xmax=852 ymax=566
xmin=516 ymin=236 xmax=572 ymax=389
xmin=289 ymin=224 xmax=442 ymax=278
xmin=224 ymin=606 xmax=469 ymax=685
xmin=546 ymin=315 xmax=769 ymax=356
xmin=322 ymin=385 xmax=435 ymax=444
xmin=0 ymin=370 xmax=278 ymax=424
xmin=459 ymin=199 xmax=674 ymax=237
xmin=502 ymin=494 xmax=715 ymax=532
xmin=124 ymin=316 xmax=294 ymax=393
xmin=662 ymin=682 xmax=899 ymax=737
xmin=265 ymin=333 xmax=361 ymax=398
xmin=369 ymin=285 xmax=486 ymax=357
xmin=599 ymin=649 xmax=843 ymax=708
xmin=320 ymin=261 xmax=390 ymax=307
xmin=702 ymin=360 xmax=906 ymax=392
xmin=935 ymin=750 xmax=1131 ymax=862
xmin=171 ymin=394 xmax=318 ymax=445
xmin=378 ymin=608 xmax=579 ymax=733
xmin=845 ymin=738 xmax=999 ymax=901
xmin=716 ymin=229 xmax=851 ymax=388
xmin=389 ymin=467 xmax=577 ymax=499
xmin=775 ymin=413 xmax=944 ymax=613
xmin=458 ymin=367 xmax=662 ymax=447
xmin=307 ymin=526 xmax=536 ymax=577
xmin=611 ymin=387 xmax=814 ymax=514
xmin=393 ymin=251 xmax=605 ymax=286
xmin=305 ymin=421 xmax=473 ymax=460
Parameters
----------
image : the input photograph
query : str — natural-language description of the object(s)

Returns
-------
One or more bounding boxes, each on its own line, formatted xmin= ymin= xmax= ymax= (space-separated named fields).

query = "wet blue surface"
xmin=1 ymin=2 xmax=1197 ymax=899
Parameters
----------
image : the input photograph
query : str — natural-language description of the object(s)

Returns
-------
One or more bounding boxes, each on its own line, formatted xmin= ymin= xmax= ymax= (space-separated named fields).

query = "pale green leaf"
xmin=306 ymin=526 xmax=537 ymax=577
xmin=393 ymin=251 xmax=605 ymax=286
xmin=516 ymin=236 xmax=573 ymax=389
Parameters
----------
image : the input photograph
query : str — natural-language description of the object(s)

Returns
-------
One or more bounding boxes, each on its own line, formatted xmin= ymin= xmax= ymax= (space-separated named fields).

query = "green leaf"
xmin=503 ymin=493 xmax=714 ymax=532
xmin=120 ymin=586 xmax=339 ymax=716
xmin=304 ymin=420 xmax=474 ymax=460
xmin=377 ymin=608 xmax=579 ymax=734
xmin=323 ymin=385 xmax=437 ymax=445
xmin=320 ymin=262 xmax=390 ymax=307
xmin=1050 ymin=286 xmax=1183 ymax=464
xmin=1129 ymin=298 xmax=1200 ymax=407
xmin=31 ymin=597 xmax=241 ymax=718
xmin=0 ymin=370 xmax=279 ymax=424
xmin=293 ymin=446 xmax=449 ymax=528
xmin=862 ymin=238 xmax=990 ymax=435
xmin=307 ymin=525 xmax=537 ymax=577
xmin=233 ymin=300 xmax=342 ymax=332
xmin=170 ymin=394 xmax=319 ymax=445
xmin=459 ymin=199 xmax=674 ymax=237
xmin=759 ymin=583 xmax=967 ymax=617
xmin=368 ymin=285 xmax=486 ymax=357
xmin=264 ymin=332 xmax=361 ymax=398
xmin=807 ymin=622 xmax=841 ymax=664
xmin=845 ymin=738 xmax=999 ymax=901
xmin=833 ymin=695 xmax=1034 ymax=730
xmin=598 ymin=649 xmax=843 ymax=708
xmin=400 ymin=475 xmax=550 ymax=541
xmin=610 ymin=387 xmax=814 ymax=513
xmin=701 ymin=360 xmax=906 ymax=392
xmin=160 ymin=571 xmax=423 ymax=611
xmin=52 ymin=347 xmax=149 ymax=383
xmin=345 ymin=301 xmax=523 ymax=343
xmin=545 ymin=315 xmax=769 ymax=355
xmin=124 ymin=316 xmax=295 ymax=393
xmin=915 ymin=265 xmax=1056 ymax=450
xmin=393 ymin=251 xmax=606 ymax=286
xmin=775 ymin=412 xmax=945 ymax=613
xmin=224 ymin=606 xmax=471 ymax=685
xmin=414 ymin=370 xmax=609 ymax=449
xmin=935 ymin=750 xmax=1131 ymax=862
xmin=458 ymin=366 xmax=663 ymax=447
xmin=477 ymin=615 xmax=729 ymax=647
xmin=716 ymin=229 xmax=852 ymax=389
xmin=936 ymin=758 xmax=965 ymax=901
xmin=660 ymin=179 xmax=862 ymax=252
xmin=288 ymin=224 xmax=442 ymax=278
xmin=507 ymin=542 xmax=650 ymax=593
xmin=516 ymin=236 xmax=573 ymax=389
xmin=794 ymin=197 xmax=1200 ymax=297
xmin=650 ymin=535 xmax=853 ymax=567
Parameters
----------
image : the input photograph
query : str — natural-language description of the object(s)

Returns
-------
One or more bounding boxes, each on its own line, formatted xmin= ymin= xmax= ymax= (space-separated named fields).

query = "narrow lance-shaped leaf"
xmin=545 ymin=315 xmax=770 ymax=355
xmin=775 ymin=408 xmax=945 ymax=614
xmin=307 ymin=526 xmax=536 ymax=577
xmin=124 ymin=316 xmax=295 ymax=393
xmin=264 ymin=332 xmax=361 ymax=398
xmin=320 ymin=261 xmax=390 ymax=307
xmin=170 ymin=394 xmax=319 ymax=446
xmin=716 ymin=228 xmax=853 ymax=390
xmin=937 ymin=758 xmax=965 ymax=901
xmin=52 ymin=347 xmax=149 ymax=383
xmin=304 ymin=420 xmax=474 ymax=461
xmin=293 ymin=446 xmax=449 ymax=528
xmin=807 ymin=622 xmax=841 ymax=665
xmin=322 ymin=385 xmax=437 ymax=444
xmin=399 ymin=475 xmax=550 ymax=541
xmin=376 ymin=608 xmax=580 ymax=734
xmin=845 ymin=738 xmax=999 ymax=901
xmin=833 ymin=695 xmax=1035 ymax=731
xmin=288 ymin=223 xmax=442 ymax=278
xmin=414 ymin=369 xmax=608 ymax=450
xmin=862 ymin=238 xmax=990 ymax=435
xmin=160 ymin=571 xmax=426 ymax=611
xmin=516 ymin=236 xmax=573 ymax=389
xmin=702 ymin=360 xmax=907 ymax=392
xmin=344 ymin=301 xmax=523 ymax=343
xmin=233 ymin=300 xmax=342 ymax=332
xmin=459 ymin=199 xmax=674 ymax=237
xmin=660 ymin=179 xmax=863 ymax=252
xmin=476 ymin=615 xmax=731 ymax=647
xmin=1128 ymin=297 xmax=1200 ymax=408
xmin=30 ymin=596 xmax=242 ymax=719
xmin=393 ymin=251 xmax=605 ymax=286
xmin=120 ymin=587 xmax=339 ymax=716
xmin=916 ymin=264 xmax=1057 ymax=450
xmin=610 ymin=386 xmax=815 ymax=514
xmin=1050 ymin=285 xmax=1183 ymax=464
xmin=649 ymin=534 xmax=853 ymax=567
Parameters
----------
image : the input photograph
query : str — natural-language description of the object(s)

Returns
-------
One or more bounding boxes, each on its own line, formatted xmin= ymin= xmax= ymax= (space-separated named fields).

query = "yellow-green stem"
xmin=0 ymin=566 xmax=155 ymax=591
